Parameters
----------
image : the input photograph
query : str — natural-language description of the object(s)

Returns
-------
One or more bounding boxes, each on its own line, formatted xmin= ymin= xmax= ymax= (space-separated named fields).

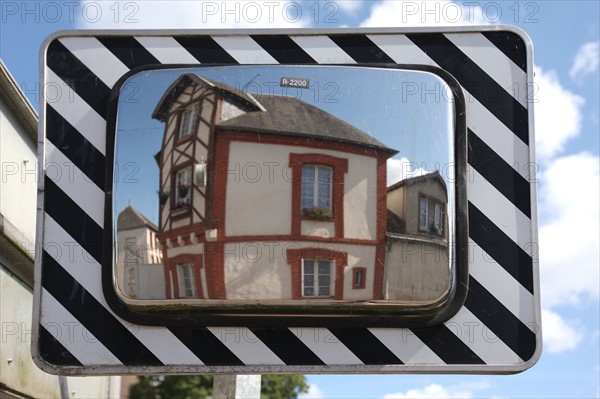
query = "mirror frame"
xmin=102 ymin=63 xmax=468 ymax=328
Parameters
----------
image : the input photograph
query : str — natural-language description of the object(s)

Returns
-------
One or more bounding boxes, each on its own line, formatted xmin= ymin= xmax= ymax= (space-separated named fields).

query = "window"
xmin=302 ymin=259 xmax=333 ymax=297
xmin=419 ymin=196 xmax=444 ymax=235
xmin=301 ymin=164 xmax=332 ymax=214
xmin=352 ymin=267 xmax=366 ymax=289
xmin=195 ymin=161 xmax=207 ymax=188
xmin=173 ymin=167 xmax=192 ymax=209
xmin=176 ymin=105 xmax=197 ymax=140
xmin=177 ymin=263 xmax=196 ymax=298
xmin=419 ymin=197 xmax=429 ymax=231
xmin=289 ymin=153 xmax=348 ymax=237
xmin=434 ymin=203 xmax=442 ymax=229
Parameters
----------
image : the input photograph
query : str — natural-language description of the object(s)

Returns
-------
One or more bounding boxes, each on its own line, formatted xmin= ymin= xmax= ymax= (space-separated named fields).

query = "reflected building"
xmin=385 ymin=171 xmax=450 ymax=301
xmin=151 ymin=73 xmax=397 ymax=301
xmin=116 ymin=204 xmax=165 ymax=299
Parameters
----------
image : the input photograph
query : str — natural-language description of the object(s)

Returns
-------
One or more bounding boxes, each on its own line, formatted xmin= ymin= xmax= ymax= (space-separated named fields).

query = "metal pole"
xmin=212 ymin=375 xmax=261 ymax=399
xmin=58 ymin=375 xmax=69 ymax=399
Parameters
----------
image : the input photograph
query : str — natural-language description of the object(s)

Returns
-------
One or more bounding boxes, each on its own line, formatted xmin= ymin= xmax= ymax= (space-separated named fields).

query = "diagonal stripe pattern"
xmin=36 ymin=30 xmax=539 ymax=373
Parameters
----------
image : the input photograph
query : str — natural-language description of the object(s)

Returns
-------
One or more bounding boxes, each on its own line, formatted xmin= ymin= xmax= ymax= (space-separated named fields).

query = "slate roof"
xmin=387 ymin=170 xmax=447 ymax=193
xmin=153 ymin=73 xmax=397 ymax=154
xmin=386 ymin=210 xmax=406 ymax=235
xmin=218 ymin=94 xmax=397 ymax=153
xmin=117 ymin=204 xmax=158 ymax=232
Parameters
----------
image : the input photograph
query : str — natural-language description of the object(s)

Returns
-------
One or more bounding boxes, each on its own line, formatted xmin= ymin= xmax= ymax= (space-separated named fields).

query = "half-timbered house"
xmin=152 ymin=73 xmax=398 ymax=301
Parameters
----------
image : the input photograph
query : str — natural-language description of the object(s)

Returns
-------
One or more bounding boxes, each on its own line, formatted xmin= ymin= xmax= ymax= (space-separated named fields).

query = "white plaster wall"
xmin=163 ymin=86 xmax=213 ymax=227
xmin=225 ymin=141 xmax=377 ymax=240
xmin=116 ymin=226 xmax=162 ymax=295
xmin=224 ymin=241 xmax=293 ymax=299
xmin=224 ymin=142 xmax=292 ymax=236
xmin=171 ymin=218 xmax=191 ymax=230
xmin=301 ymin=220 xmax=334 ymax=238
xmin=385 ymin=239 xmax=450 ymax=301
xmin=0 ymin=97 xmax=37 ymax=244
xmin=200 ymin=93 xmax=215 ymax=119
xmin=221 ymin=98 xmax=247 ymax=121
xmin=1 ymin=78 xmax=117 ymax=397
xmin=339 ymin=243 xmax=376 ymax=300
xmin=169 ymin=85 xmax=194 ymax=112
xmin=386 ymin=185 xmax=405 ymax=218
xmin=1 ymin=268 xmax=112 ymax=398
xmin=159 ymin=120 xmax=175 ymax=223
xmin=167 ymin=242 xmax=204 ymax=258
xmin=136 ymin=263 xmax=166 ymax=299
xmin=223 ymin=241 xmax=375 ymax=301
xmin=192 ymin=188 xmax=206 ymax=224
xmin=343 ymin=167 xmax=377 ymax=240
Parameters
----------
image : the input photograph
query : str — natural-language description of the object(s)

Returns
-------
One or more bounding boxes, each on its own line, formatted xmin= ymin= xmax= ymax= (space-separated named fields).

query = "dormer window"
xmin=419 ymin=195 xmax=444 ymax=235
xmin=176 ymin=104 xmax=197 ymax=140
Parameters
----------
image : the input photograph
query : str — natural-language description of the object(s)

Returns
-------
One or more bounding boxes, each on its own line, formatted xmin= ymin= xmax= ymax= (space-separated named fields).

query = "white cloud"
xmin=360 ymin=1 xmax=487 ymax=27
xmin=383 ymin=381 xmax=490 ymax=399
xmin=299 ymin=384 xmax=324 ymax=399
xmin=541 ymin=308 xmax=584 ymax=354
xmin=76 ymin=1 xmax=311 ymax=29
xmin=533 ymin=66 xmax=585 ymax=162
xmin=387 ymin=157 xmax=431 ymax=186
xmin=569 ymin=41 xmax=600 ymax=83
xmin=538 ymin=152 xmax=600 ymax=308
xmin=336 ymin=0 xmax=364 ymax=15
xmin=533 ymin=60 xmax=597 ymax=355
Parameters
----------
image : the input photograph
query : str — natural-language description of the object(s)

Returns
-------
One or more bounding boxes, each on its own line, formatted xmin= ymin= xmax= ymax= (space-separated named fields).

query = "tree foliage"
xmin=260 ymin=375 xmax=308 ymax=399
xmin=129 ymin=375 xmax=308 ymax=399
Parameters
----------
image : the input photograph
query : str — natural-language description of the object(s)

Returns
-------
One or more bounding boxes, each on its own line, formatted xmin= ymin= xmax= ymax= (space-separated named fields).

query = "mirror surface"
xmin=112 ymin=65 xmax=456 ymax=312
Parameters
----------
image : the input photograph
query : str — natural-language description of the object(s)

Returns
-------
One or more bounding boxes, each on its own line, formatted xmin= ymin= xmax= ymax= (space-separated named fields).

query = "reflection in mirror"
xmin=113 ymin=65 xmax=455 ymax=311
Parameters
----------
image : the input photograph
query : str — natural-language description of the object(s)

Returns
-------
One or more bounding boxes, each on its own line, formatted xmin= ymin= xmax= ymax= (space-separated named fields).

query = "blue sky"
xmin=1 ymin=1 xmax=598 ymax=398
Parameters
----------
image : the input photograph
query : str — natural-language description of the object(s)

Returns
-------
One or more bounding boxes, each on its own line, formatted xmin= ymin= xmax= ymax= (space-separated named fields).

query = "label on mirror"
xmin=106 ymin=64 xmax=467 ymax=327
xmin=279 ymin=76 xmax=310 ymax=88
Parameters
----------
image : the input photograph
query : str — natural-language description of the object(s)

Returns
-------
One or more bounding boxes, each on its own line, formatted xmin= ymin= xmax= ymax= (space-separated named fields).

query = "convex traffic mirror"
xmin=107 ymin=64 xmax=467 ymax=327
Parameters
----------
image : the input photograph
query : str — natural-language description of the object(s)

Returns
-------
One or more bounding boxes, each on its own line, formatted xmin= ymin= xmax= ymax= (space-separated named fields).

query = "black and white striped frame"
xmin=33 ymin=27 xmax=541 ymax=375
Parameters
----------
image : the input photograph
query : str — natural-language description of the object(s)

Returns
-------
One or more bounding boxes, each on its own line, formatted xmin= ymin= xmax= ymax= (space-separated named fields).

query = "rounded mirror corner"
xmin=102 ymin=64 xmax=468 ymax=328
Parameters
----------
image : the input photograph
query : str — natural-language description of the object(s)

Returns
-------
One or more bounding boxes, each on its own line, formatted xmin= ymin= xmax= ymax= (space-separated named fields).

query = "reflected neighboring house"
xmin=152 ymin=73 xmax=398 ymax=301
xmin=116 ymin=204 xmax=165 ymax=299
xmin=385 ymin=171 xmax=450 ymax=302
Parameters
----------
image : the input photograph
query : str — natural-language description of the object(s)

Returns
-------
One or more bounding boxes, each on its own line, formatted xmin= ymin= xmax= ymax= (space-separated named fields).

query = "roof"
xmin=153 ymin=73 xmax=397 ymax=154
xmin=117 ymin=204 xmax=158 ymax=232
xmin=0 ymin=59 xmax=38 ymax=141
xmin=386 ymin=210 xmax=406 ymax=235
xmin=218 ymin=94 xmax=397 ymax=153
xmin=152 ymin=73 xmax=263 ymax=121
xmin=387 ymin=170 xmax=448 ymax=193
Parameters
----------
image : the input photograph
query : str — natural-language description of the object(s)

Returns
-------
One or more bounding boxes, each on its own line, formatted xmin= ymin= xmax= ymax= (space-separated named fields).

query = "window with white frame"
xmin=419 ymin=196 xmax=444 ymax=235
xmin=302 ymin=259 xmax=333 ymax=297
xmin=177 ymin=263 xmax=196 ymax=298
xmin=173 ymin=167 xmax=192 ymax=209
xmin=419 ymin=197 xmax=429 ymax=231
xmin=434 ymin=203 xmax=442 ymax=230
xmin=301 ymin=165 xmax=332 ymax=215
xmin=176 ymin=105 xmax=197 ymax=140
